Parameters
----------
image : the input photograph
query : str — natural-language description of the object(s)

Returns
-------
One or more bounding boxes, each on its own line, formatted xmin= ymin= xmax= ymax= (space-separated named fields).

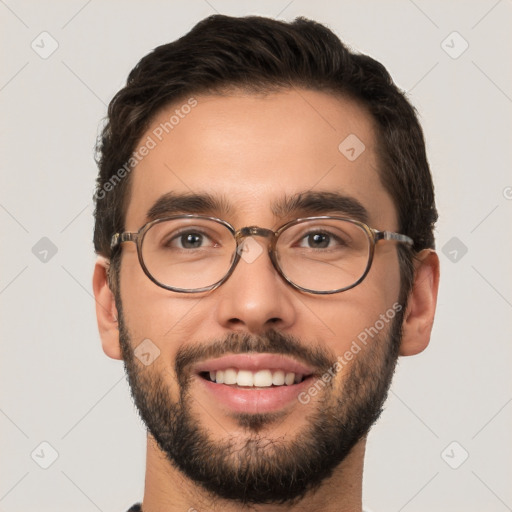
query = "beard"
xmin=117 ymin=300 xmax=403 ymax=506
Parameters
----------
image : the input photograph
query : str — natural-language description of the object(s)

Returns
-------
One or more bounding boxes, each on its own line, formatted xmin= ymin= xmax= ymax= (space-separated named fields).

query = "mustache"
xmin=174 ymin=329 xmax=336 ymax=381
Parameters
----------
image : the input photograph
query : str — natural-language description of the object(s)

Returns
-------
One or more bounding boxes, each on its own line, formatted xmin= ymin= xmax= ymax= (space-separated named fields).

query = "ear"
xmin=92 ymin=256 xmax=122 ymax=360
xmin=399 ymin=249 xmax=440 ymax=356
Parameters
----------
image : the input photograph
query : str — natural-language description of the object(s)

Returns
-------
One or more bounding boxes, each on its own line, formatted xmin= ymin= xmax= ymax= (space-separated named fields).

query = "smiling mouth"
xmin=193 ymin=354 xmax=318 ymax=413
xmin=199 ymin=369 xmax=310 ymax=387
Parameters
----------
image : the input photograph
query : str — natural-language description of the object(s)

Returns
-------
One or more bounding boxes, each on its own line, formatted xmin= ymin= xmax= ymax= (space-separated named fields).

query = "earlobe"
xmin=399 ymin=249 xmax=440 ymax=356
xmin=92 ymin=257 xmax=122 ymax=360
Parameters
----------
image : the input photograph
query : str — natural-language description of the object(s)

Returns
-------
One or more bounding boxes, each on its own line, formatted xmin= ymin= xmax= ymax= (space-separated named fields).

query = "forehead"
xmin=124 ymin=89 xmax=397 ymax=230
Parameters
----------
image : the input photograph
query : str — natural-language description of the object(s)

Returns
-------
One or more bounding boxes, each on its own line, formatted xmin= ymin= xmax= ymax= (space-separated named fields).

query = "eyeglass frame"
xmin=110 ymin=214 xmax=414 ymax=295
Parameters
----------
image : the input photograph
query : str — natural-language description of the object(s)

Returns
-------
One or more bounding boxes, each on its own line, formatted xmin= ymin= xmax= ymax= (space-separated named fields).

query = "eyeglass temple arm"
xmin=110 ymin=232 xmax=138 ymax=250
xmin=375 ymin=230 xmax=414 ymax=246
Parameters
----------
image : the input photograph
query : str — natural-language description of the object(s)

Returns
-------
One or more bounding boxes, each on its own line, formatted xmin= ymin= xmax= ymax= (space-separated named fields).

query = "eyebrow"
xmin=271 ymin=191 xmax=369 ymax=224
xmin=145 ymin=192 xmax=232 ymax=223
xmin=144 ymin=190 xmax=369 ymax=225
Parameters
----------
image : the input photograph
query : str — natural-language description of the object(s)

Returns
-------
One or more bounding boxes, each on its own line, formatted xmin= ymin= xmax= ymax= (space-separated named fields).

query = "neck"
xmin=141 ymin=435 xmax=366 ymax=512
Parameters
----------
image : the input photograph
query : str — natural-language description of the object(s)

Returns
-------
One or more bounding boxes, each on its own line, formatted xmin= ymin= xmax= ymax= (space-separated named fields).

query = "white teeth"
xmin=236 ymin=370 xmax=254 ymax=386
xmin=253 ymin=370 xmax=273 ymax=387
xmin=224 ymin=368 xmax=237 ymax=385
xmin=207 ymin=368 xmax=306 ymax=387
xmin=284 ymin=372 xmax=295 ymax=386
xmin=272 ymin=370 xmax=285 ymax=386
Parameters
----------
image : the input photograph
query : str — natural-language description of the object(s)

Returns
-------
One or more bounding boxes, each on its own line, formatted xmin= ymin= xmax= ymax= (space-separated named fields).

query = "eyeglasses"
xmin=110 ymin=215 xmax=413 ymax=294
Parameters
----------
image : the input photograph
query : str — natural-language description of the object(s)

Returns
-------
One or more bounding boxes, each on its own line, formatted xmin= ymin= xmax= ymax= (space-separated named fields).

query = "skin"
xmin=93 ymin=89 xmax=440 ymax=512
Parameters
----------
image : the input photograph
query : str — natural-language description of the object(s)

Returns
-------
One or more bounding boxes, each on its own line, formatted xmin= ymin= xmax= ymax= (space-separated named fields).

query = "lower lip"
xmin=196 ymin=375 xmax=314 ymax=414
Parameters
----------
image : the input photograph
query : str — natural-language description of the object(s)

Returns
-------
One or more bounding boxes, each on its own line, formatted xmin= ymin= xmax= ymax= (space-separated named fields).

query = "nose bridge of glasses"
xmin=235 ymin=226 xmax=276 ymax=243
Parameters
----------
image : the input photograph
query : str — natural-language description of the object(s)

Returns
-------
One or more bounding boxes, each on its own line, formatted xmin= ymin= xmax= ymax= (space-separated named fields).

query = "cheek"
xmin=119 ymin=254 xmax=181 ymax=347
xmin=369 ymin=245 xmax=403 ymax=306
xmin=119 ymin=255 xmax=155 ymax=337
xmin=119 ymin=256 xmax=211 ymax=371
xmin=305 ymin=250 xmax=402 ymax=355
xmin=306 ymin=297 xmax=390 ymax=355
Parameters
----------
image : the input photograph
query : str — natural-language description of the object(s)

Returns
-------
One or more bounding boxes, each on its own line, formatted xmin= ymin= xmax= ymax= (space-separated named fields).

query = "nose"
xmin=214 ymin=236 xmax=297 ymax=334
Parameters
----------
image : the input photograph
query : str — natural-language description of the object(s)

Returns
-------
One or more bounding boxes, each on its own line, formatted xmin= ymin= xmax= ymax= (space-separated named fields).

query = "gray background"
xmin=1 ymin=1 xmax=511 ymax=511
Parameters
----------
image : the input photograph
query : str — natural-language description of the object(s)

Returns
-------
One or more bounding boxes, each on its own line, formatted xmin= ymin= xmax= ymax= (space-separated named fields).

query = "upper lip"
xmin=194 ymin=353 xmax=316 ymax=376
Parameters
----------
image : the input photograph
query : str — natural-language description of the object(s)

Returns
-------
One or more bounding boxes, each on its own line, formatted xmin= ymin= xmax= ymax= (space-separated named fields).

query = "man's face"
xmin=116 ymin=89 xmax=404 ymax=503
